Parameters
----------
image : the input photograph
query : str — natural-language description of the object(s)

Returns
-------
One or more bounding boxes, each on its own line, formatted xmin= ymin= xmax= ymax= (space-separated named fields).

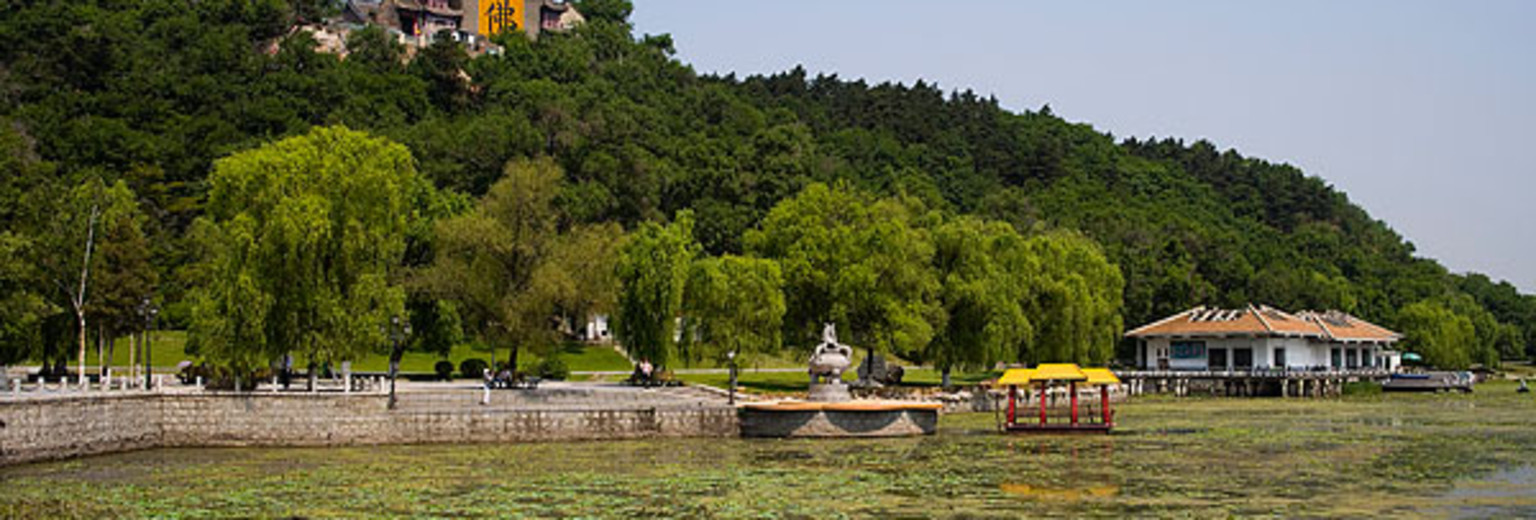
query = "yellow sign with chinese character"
xmin=478 ymin=0 xmax=521 ymax=36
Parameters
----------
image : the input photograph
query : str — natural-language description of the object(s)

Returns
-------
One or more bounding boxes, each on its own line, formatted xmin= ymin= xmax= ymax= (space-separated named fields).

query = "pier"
xmin=1118 ymin=369 xmax=1389 ymax=398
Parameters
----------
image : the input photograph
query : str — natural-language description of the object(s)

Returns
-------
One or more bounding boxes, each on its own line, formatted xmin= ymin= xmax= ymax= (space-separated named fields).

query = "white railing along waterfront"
xmin=1117 ymin=368 xmax=1391 ymax=379
xmin=2 ymin=373 xmax=390 ymax=400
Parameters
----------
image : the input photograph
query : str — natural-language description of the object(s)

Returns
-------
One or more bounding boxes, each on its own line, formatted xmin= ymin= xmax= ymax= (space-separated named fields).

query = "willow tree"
xmin=615 ymin=211 xmax=697 ymax=368
xmin=1015 ymin=231 xmax=1125 ymax=365
xmin=1397 ymin=299 xmax=1476 ymax=369
xmin=188 ymin=126 xmax=429 ymax=387
xmin=746 ymin=183 xmax=942 ymax=363
xmin=682 ymin=255 xmax=785 ymax=366
xmin=926 ymin=216 xmax=1031 ymax=386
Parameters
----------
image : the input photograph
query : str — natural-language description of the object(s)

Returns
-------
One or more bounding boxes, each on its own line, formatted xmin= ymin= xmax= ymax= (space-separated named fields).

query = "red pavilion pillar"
xmin=1070 ymin=382 xmax=1079 ymax=426
xmin=1101 ymin=385 xmax=1112 ymax=426
xmin=1006 ymin=385 xmax=1017 ymax=426
xmin=1039 ymin=381 xmax=1048 ymax=426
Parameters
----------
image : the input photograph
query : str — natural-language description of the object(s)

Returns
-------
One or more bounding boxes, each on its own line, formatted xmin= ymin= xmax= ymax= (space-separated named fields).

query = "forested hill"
xmin=2 ymin=0 xmax=1532 ymax=364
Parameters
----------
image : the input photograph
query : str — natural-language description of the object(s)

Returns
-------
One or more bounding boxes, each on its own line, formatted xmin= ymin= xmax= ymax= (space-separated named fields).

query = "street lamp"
xmin=386 ymin=315 xmax=412 ymax=409
xmin=727 ymin=350 xmax=738 ymax=405
xmin=138 ymin=297 xmax=159 ymax=390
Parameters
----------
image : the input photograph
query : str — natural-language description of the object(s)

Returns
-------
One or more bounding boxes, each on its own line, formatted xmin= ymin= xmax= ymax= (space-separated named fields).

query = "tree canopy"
xmin=186 ymin=126 xmax=429 ymax=376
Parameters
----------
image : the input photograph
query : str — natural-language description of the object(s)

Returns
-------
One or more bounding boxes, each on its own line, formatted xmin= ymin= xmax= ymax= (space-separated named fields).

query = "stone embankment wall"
xmin=0 ymin=393 xmax=738 ymax=467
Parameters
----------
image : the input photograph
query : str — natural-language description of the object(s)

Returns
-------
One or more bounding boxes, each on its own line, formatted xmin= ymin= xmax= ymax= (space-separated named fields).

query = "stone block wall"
xmin=0 ymin=393 xmax=739 ymax=466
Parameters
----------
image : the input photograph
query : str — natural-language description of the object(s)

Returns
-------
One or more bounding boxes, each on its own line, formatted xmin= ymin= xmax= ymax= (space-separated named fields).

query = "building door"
xmin=1274 ymin=348 xmax=1286 ymax=368
xmin=1208 ymin=348 xmax=1228 ymax=370
xmin=1331 ymin=348 xmax=1342 ymax=369
xmin=1233 ymin=348 xmax=1253 ymax=370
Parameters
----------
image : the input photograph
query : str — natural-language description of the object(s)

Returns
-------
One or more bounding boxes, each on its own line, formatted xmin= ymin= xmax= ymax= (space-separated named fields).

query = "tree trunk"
xmin=508 ymin=344 xmax=520 ymax=375
xmin=76 ymin=312 xmax=87 ymax=386
xmin=128 ymin=332 xmax=137 ymax=385
xmin=307 ymin=360 xmax=318 ymax=392
xmin=106 ymin=334 xmax=117 ymax=382
xmin=71 ymin=204 xmax=99 ymax=388
xmin=97 ymin=326 xmax=106 ymax=378
xmin=942 ymin=366 xmax=952 ymax=388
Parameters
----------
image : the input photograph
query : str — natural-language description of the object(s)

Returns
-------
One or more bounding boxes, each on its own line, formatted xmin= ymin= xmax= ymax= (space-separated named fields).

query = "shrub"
xmin=534 ymin=357 xmax=570 ymax=380
xmin=434 ymin=360 xmax=455 ymax=380
xmin=460 ymin=358 xmax=489 ymax=379
xmin=1342 ymin=381 xmax=1382 ymax=396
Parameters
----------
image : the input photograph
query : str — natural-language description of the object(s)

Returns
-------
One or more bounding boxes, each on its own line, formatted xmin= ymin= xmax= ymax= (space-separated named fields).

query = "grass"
xmin=4 ymin=382 xmax=1535 ymax=517
xmin=33 ymin=331 xmax=633 ymax=376
xmin=61 ymin=330 xmax=190 ymax=369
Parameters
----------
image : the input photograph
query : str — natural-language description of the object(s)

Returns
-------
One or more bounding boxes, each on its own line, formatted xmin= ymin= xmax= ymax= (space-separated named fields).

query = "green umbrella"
xmin=1402 ymin=352 xmax=1424 ymax=362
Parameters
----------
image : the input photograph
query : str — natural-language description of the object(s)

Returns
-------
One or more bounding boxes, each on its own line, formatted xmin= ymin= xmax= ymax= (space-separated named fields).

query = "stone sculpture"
xmin=808 ymin=323 xmax=852 ymax=385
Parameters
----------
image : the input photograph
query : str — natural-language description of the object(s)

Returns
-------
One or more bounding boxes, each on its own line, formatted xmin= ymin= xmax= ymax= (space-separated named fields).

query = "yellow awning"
xmin=996 ymin=368 xmax=1034 ymax=386
xmin=1082 ymin=368 xmax=1120 ymax=386
xmin=1031 ymin=363 xmax=1088 ymax=382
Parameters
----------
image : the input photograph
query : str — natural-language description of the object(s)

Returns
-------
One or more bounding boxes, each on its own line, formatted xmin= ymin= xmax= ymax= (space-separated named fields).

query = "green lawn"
xmin=38 ymin=330 xmax=190 ymax=369
xmin=57 ymin=331 xmax=1006 ymax=385
xmin=45 ymin=331 xmax=632 ymax=377
xmin=331 ymin=342 xmax=632 ymax=376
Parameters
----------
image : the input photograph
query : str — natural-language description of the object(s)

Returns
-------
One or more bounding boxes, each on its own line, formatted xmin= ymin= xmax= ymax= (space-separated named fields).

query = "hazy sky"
xmin=632 ymin=1 xmax=1536 ymax=293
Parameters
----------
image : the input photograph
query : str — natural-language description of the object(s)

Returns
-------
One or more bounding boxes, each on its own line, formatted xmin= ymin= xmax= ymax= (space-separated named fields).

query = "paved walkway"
xmin=390 ymin=380 xmax=734 ymax=412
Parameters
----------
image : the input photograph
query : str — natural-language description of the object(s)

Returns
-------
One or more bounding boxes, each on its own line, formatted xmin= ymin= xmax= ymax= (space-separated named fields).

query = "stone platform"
xmin=738 ymin=401 xmax=941 ymax=438
xmin=0 ymin=382 xmax=738 ymax=467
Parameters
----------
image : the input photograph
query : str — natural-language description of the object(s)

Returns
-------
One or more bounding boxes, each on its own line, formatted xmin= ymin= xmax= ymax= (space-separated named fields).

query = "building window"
xmin=1171 ymin=340 xmax=1206 ymax=359
xmin=1208 ymin=348 xmax=1228 ymax=370
xmin=1346 ymin=349 xmax=1358 ymax=369
xmin=1233 ymin=348 xmax=1253 ymax=369
xmin=1331 ymin=348 xmax=1342 ymax=369
xmin=1274 ymin=348 xmax=1287 ymax=368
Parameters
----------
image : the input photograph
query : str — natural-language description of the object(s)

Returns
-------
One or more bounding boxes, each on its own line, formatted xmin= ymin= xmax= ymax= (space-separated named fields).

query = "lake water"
xmin=4 ymin=384 xmax=1536 ymax=518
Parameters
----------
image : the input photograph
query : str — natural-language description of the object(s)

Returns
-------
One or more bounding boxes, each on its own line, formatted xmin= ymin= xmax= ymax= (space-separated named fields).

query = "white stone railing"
xmin=1 ymin=373 xmax=391 ymax=400
xmin=1118 ymin=368 xmax=1390 ymax=379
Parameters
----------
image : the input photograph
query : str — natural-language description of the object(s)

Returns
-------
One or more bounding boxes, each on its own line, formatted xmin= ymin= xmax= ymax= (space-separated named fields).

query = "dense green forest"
xmin=2 ymin=0 xmax=1532 ymax=377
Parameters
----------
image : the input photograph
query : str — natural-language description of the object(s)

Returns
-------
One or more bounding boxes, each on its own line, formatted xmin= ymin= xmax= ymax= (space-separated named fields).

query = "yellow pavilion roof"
xmin=1031 ymin=363 xmax=1088 ymax=382
xmin=1082 ymin=368 xmax=1120 ymax=386
xmin=997 ymin=368 xmax=1034 ymax=386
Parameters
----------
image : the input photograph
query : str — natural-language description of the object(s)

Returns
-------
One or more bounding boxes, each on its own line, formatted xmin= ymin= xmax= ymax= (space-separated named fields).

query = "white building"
xmin=1127 ymin=305 xmax=1402 ymax=371
xmin=583 ymin=314 xmax=611 ymax=343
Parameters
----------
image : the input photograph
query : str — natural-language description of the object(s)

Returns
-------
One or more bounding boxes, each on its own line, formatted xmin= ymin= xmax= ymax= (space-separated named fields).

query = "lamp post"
xmin=138 ymin=297 xmax=158 ymax=390
xmin=726 ymin=350 xmax=738 ymax=405
xmin=386 ymin=315 xmax=411 ymax=409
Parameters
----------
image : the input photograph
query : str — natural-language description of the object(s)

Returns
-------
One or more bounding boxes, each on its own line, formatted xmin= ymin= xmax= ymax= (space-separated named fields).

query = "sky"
xmin=631 ymin=1 xmax=1536 ymax=293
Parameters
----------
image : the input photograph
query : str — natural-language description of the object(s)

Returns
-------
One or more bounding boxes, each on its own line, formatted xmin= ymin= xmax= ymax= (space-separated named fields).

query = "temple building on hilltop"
xmin=1126 ymin=305 xmax=1402 ymax=371
xmin=342 ymin=0 xmax=582 ymax=49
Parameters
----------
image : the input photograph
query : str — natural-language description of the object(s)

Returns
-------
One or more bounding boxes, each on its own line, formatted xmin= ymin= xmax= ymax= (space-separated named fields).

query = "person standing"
xmin=481 ymin=368 xmax=492 ymax=405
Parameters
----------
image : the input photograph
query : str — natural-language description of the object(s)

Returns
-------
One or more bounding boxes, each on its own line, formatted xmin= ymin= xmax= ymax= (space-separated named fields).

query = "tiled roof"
xmin=1125 ymin=305 xmax=1299 ymax=337
xmin=1126 ymin=304 xmax=1399 ymax=343
xmin=1296 ymin=310 xmax=1402 ymax=342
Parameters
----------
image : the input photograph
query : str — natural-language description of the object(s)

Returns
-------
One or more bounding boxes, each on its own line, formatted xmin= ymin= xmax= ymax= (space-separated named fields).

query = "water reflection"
xmin=1427 ymin=465 xmax=1536 ymax=519
xmin=999 ymin=483 xmax=1119 ymax=501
